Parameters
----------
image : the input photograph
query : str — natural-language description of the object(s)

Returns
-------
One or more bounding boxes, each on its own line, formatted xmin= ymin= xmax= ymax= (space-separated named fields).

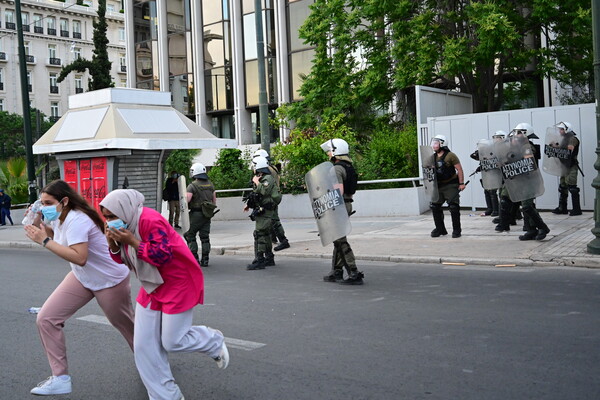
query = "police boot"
xmin=265 ymin=252 xmax=275 ymax=266
xmin=569 ymin=186 xmax=582 ymax=216
xmin=552 ymin=186 xmax=569 ymax=214
xmin=522 ymin=214 xmax=531 ymax=232
xmin=271 ymin=230 xmax=278 ymax=244
xmin=200 ymin=253 xmax=209 ymax=268
xmin=449 ymin=204 xmax=461 ymax=238
xmin=509 ymin=202 xmax=520 ymax=225
xmin=274 ymin=239 xmax=290 ymax=251
xmin=495 ymin=197 xmax=511 ymax=232
xmin=338 ymin=270 xmax=364 ymax=285
xmin=490 ymin=191 xmax=500 ymax=217
xmin=430 ymin=205 xmax=447 ymax=237
xmin=483 ymin=190 xmax=493 ymax=216
xmin=529 ymin=211 xmax=550 ymax=241
xmin=246 ymin=253 xmax=266 ymax=270
xmin=323 ymin=269 xmax=343 ymax=282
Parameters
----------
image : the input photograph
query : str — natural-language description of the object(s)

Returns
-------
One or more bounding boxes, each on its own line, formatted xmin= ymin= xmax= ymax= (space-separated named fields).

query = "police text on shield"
xmin=501 ymin=157 xmax=536 ymax=179
xmin=312 ymin=189 xmax=343 ymax=219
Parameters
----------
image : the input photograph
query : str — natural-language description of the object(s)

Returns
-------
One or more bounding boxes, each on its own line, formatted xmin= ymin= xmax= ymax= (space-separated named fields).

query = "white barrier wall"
xmin=209 ymin=186 xmax=429 ymax=220
xmin=426 ymin=103 xmax=596 ymax=210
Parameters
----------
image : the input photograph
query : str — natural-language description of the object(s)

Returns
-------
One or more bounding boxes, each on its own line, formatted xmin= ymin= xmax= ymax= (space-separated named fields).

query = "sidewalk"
xmin=2 ymin=209 xmax=598 ymax=268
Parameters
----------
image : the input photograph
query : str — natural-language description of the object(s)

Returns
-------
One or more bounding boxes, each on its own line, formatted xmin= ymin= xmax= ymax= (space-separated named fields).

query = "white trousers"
xmin=134 ymin=302 xmax=224 ymax=400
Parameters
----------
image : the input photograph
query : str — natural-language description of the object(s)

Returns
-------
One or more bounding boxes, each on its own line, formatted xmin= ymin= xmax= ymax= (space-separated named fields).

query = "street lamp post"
xmin=255 ymin=0 xmax=270 ymax=154
xmin=15 ymin=0 xmax=37 ymax=203
xmin=588 ymin=0 xmax=600 ymax=254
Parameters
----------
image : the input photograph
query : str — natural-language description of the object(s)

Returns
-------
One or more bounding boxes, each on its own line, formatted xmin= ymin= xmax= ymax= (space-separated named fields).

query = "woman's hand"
xmin=24 ymin=223 xmax=48 ymax=245
xmin=106 ymin=226 xmax=140 ymax=250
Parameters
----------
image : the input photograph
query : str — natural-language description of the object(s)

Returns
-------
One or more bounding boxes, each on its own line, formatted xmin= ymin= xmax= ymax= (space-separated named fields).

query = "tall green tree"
xmin=0 ymin=110 xmax=54 ymax=159
xmin=286 ymin=0 xmax=592 ymax=127
xmin=58 ymin=0 xmax=113 ymax=90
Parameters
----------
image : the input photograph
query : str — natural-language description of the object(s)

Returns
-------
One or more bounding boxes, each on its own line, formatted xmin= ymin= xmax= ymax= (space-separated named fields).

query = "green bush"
xmin=271 ymin=114 xmax=357 ymax=194
xmin=208 ymin=148 xmax=253 ymax=197
xmin=164 ymin=149 xmax=198 ymax=185
xmin=354 ymin=120 xmax=419 ymax=189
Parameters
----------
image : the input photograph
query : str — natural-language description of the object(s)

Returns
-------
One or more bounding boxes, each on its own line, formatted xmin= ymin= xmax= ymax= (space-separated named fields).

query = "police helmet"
xmin=492 ymin=130 xmax=507 ymax=139
xmin=511 ymin=122 xmax=538 ymax=139
xmin=320 ymin=138 xmax=349 ymax=156
xmin=556 ymin=121 xmax=574 ymax=134
xmin=252 ymin=156 xmax=270 ymax=174
xmin=431 ymin=134 xmax=447 ymax=145
xmin=253 ymin=149 xmax=270 ymax=159
xmin=190 ymin=163 xmax=208 ymax=179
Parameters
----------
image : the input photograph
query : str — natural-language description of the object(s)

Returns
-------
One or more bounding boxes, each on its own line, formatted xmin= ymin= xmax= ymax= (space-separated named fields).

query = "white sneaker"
xmin=210 ymin=329 xmax=230 ymax=370
xmin=30 ymin=376 xmax=72 ymax=395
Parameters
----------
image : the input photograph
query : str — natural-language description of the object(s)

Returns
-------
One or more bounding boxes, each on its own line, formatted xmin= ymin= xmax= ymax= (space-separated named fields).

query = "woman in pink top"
xmin=99 ymin=189 xmax=229 ymax=400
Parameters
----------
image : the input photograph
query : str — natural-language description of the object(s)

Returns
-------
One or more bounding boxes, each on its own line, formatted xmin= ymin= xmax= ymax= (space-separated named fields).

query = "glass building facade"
xmin=124 ymin=0 xmax=314 ymax=145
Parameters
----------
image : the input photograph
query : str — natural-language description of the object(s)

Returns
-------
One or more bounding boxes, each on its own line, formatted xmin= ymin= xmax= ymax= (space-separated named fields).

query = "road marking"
xmin=76 ymin=314 xmax=266 ymax=351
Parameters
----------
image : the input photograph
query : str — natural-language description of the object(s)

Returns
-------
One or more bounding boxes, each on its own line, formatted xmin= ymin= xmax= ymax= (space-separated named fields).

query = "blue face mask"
xmin=107 ymin=219 xmax=128 ymax=231
xmin=41 ymin=205 xmax=61 ymax=221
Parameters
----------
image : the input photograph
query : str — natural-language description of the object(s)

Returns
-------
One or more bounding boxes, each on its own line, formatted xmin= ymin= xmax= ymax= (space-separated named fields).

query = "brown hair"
xmin=41 ymin=180 xmax=105 ymax=233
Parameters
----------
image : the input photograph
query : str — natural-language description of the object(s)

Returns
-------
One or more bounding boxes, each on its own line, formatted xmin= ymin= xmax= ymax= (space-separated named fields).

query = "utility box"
xmin=33 ymin=88 xmax=235 ymax=210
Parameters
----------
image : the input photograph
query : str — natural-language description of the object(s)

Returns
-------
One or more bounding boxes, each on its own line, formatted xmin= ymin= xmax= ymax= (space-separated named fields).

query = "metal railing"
xmin=215 ymin=177 xmax=421 ymax=194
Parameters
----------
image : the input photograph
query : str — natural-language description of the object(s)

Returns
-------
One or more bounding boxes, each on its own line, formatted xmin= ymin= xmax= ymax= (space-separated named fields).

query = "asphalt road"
xmin=1 ymin=250 xmax=600 ymax=400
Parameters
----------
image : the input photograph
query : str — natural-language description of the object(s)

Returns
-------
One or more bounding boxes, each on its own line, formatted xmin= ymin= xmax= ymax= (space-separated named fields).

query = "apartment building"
xmin=0 ymin=0 xmax=126 ymax=120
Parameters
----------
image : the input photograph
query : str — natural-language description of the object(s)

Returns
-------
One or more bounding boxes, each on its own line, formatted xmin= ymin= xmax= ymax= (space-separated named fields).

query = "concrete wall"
xmin=210 ymin=186 xmax=429 ymax=220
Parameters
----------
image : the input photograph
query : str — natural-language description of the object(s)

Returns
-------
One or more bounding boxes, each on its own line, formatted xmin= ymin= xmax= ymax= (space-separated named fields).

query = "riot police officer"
xmin=551 ymin=121 xmax=582 ymax=216
xmin=245 ymin=156 xmax=281 ymax=270
xmin=430 ymin=135 xmax=466 ymax=238
xmin=253 ymin=149 xmax=290 ymax=251
xmin=184 ymin=163 xmax=217 ymax=267
xmin=320 ymin=138 xmax=364 ymax=285
xmin=507 ymin=123 xmax=550 ymax=241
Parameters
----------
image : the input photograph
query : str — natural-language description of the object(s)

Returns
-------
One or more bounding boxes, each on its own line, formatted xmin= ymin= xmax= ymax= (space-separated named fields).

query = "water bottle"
xmin=22 ymin=200 xmax=42 ymax=226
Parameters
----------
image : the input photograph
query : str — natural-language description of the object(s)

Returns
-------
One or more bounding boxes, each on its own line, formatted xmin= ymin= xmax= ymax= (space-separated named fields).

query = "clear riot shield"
xmin=477 ymin=139 xmax=503 ymax=190
xmin=542 ymin=126 xmax=571 ymax=177
xmin=177 ymin=175 xmax=190 ymax=232
xmin=305 ymin=161 xmax=352 ymax=246
xmin=495 ymin=135 xmax=545 ymax=202
xmin=419 ymin=146 xmax=439 ymax=202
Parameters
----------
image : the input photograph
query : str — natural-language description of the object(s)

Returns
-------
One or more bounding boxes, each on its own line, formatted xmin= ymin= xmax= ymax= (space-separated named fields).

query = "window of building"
xmin=34 ymin=14 xmax=43 ymax=28
xmin=120 ymin=79 xmax=127 ymax=88
xmin=47 ymin=17 xmax=55 ymax=29
xmin=0 ymin=68 xmax=4 ymax=91
xmin=202 ymin=0 xmax=233 ymax=114
xmin=75 ymin=76 xmax=82 ymax=89
xmin=73 ymin=20 xmax=81 ymax=35
xmin=49 ymin=73 xmax=59 ymax=94
xmin=107 ymin=4 xmax=115 ymax=12
xmin=48 ymin=44 xmax=57 ymax=59
xmin=0 ymin=99 xmax=4 ymax=112
xmin=83 ymin=0 xmax=93 ymax=6
xmin=134 ymin=0 xmax=159 ymax=90
xmin=287 ymin=0 xmax=315 ymax=101
xmin=119 ymin=53 xmax=126 ymax=67
xmin=24 ymin=41 xmax=31 ymax=55
xmin=51 ymin=102 xmax=59 ymax=118
xmin=119 ymin=27 xmax=126 ymax=41
xmin=73 ymin=47 xmax=82 ymax=59
xmin=21 ymin=12 xmax=29 ymax=26
xmin=27 ymin=71 xmax=33 ymax=92
xmin=5 ymin=10 xmax=15 ymax=23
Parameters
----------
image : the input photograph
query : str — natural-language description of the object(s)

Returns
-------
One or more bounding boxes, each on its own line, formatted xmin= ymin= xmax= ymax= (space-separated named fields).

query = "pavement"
xmin=1 ymin=207 xmax=599 ymax=268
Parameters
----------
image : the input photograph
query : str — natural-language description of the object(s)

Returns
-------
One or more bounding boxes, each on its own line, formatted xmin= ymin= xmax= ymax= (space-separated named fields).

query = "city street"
xmin=1 ymin=250 xmax=600 ymax=400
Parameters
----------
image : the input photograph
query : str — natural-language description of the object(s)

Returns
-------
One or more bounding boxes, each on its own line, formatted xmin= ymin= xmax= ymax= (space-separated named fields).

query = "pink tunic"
xmin=110 ymin=207 xmax=204 ymax=314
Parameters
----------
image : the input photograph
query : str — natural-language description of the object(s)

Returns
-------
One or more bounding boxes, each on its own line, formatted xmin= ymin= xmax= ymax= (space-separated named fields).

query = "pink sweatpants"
xmin=36 ymin=271 xmax=135 ymax=376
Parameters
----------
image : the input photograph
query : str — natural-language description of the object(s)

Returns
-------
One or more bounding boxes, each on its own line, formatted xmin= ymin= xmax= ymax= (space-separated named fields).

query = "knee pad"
xmin=568 ymin=186 xmax=580 ymax=195
xmin=430 ymin=203 xmax=442 ymax=212
xmin=522 ymin=204 xmax=535 ymax=214
xmin=448 ymin=203 xmax=460 ymax=213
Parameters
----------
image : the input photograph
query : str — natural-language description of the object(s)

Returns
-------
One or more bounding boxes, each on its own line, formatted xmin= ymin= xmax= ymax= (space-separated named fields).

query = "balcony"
xmin=119 ymin=65 xmax=127 ymax=73
xmin=75 ymin=87 xmax=83 ymax=94
xmin=50 ymin=86 xmax=59 ymax=94
xmin=34 ymin=26 xmax=43 ymax=34
xmin=47 ymin=28 xmax=56 ymax=36
xmin=48 ymin=58 xmax=61 ymax=66
xmin=26 ymin=55 xmax=35 ymax=63
xmin=0 ymin=52 xmax=6 ymax=61
xmin=73 ymin=32 xmax=81 ymax=39
xmin=60 ymin=30 xmax=69 ymax=38
xmin=6 ymin=22 xmax=16 ymax=30
xmin=49 ymin=116 xmax=60 ymax=123
xmin=23 ymin=25 xmax=30 ymax=32
xmin=141 ymin=68 xmax=152 ymax=75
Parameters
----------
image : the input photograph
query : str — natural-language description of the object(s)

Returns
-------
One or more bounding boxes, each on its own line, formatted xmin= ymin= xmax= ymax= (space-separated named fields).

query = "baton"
xmin=577 ymin=163 xmax=585 ymax=177
xmin=447 ymin=180 xmax=470 ymax=205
